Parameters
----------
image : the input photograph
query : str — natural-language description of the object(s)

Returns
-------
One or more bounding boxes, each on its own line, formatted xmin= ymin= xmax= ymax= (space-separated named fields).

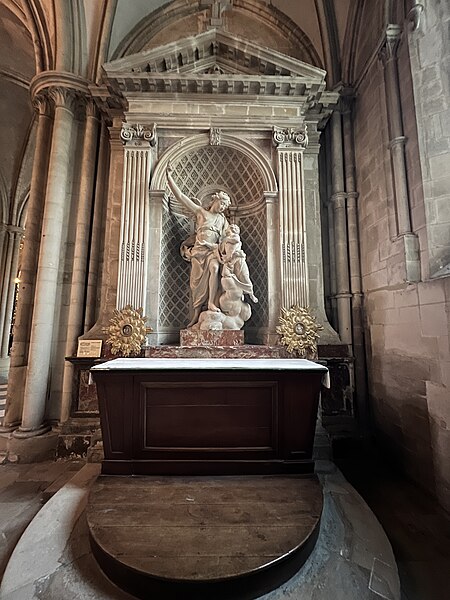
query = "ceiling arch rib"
xmin=20 ymin=0 xmax=54 ymax=72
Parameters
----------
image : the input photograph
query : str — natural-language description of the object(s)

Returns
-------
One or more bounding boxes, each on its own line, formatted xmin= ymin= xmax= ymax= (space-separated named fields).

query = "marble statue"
xmin=166 ymin=165 xmax=257 ymax=330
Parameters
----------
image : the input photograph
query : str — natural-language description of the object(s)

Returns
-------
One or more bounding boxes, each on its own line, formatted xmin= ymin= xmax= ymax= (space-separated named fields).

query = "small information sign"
xmin=77 ymin=340 xmax=103 ymax=358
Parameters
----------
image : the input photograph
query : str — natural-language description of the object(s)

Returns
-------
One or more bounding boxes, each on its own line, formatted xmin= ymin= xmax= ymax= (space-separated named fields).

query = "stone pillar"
xmin=272 ymin=126 xmax=308 ymax=309
xmin=330 ymin=110 xmax=352 ymax=345
xmin=0 ymin=228 xmax=24 ymax=358
xmin=1 ymin=94 xmax=53 ymax=430
xmin=84 ymin=121 xmax=109 ymax=332
xmin=0 ymin=230 xmax=16 ymax=358
xmin=14 ymin=86 xmax=79 ymax=438
xmin=116 ymin=123 xmax=156 ymax=311
xmin=264 ymin=191 xmax=280 ymax=341
xmin=379 ymin=24 xmax=420 ymax=282
xmin=342 ymin=96 xmax=368 ymax=427
xmin=146 ymin=190 xmax=165 ymax=345
xmin=60 ymin=98 xmax=100 ymax=424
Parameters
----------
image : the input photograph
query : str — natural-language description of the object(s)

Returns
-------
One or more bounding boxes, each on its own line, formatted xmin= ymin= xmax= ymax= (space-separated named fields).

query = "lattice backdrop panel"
xmin=158 ymin=210 xmax=192 ymax=329
xmin=158 ymin=145 xmax=268 ymax=332
xmin=236 ymin=211 xmax=269 ymax=331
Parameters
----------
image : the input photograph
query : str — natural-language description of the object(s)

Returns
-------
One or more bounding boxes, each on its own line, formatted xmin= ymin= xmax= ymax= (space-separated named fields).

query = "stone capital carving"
xmin=379 ymin=24 xmax=402 ymax=64
xmin=84 ymin=96 xmax=99 ymax=119
xmin=48 ymin=87 xmax=79 ymax=113
xmin=209 ymin=127 xmax=221 ymax=146
xmin=120 ymin=122 xmax=157 ymax=147
xmin=32 ymin=92 xmax=52 ymax=117
xmin=273 ymin=126 xmax=308 ymax=149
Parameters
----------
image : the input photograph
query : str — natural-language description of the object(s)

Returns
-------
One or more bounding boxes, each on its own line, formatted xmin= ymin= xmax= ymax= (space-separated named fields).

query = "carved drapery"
xmin=273 ymin=126 xmax=309 ymax=309
xmin=158 ymin=144 xmax=268 ymax=336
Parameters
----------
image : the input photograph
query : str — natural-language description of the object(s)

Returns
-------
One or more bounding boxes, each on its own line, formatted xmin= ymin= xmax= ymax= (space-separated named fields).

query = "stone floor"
xmin=336 ymin=446 xmax=450 ymax=600
xmin=0 ymin=452 xmax=448 ymax=599
xmin=0 ymin=459 xmax=400 ymax=600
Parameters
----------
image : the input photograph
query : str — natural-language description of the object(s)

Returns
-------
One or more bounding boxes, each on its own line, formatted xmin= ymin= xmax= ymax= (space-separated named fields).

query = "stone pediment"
xmin=102 ymin=30 xmax=335 ymax=103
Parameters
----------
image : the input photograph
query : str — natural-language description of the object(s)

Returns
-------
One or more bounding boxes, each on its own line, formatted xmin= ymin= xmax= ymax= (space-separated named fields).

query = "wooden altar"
xmin=91 ymin=358 xmax=329 ymax=476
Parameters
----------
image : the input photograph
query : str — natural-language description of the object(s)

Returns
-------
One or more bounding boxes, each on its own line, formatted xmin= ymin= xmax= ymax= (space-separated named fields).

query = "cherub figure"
xmin=218 ymin=224 xmax=258 ymax=306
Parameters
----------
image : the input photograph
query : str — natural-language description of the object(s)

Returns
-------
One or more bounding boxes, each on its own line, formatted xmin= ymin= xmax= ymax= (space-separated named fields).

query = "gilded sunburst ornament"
xmin=276 ymin=306 xmax=323 ymax=359
xmin=104 ymin=305 xmax=151 ymax=357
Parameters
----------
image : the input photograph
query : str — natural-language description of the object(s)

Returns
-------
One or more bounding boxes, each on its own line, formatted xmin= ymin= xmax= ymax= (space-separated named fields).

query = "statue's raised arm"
xmin=166 ymin=164 xmax=202 ymax=216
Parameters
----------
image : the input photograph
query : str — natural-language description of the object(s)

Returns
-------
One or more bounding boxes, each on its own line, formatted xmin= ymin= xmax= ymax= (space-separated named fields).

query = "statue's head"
xmin=210 ymin=191 xmax=231 ymax=213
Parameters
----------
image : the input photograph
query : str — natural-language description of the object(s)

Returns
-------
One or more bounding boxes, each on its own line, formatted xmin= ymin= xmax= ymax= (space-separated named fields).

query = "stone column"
xmin=14 ymin=87 xmax=78 ymax=438
xmin=146 ymin=190 xmax=165 ymax=345
xmin=0 ymin=225 xmax=6 ymax=279
xmin=1 ymin=94 xmax=53 ymax=430
xmin=379 ymin=24 xmax=420 ymax=282
xmin=330 ymin=110 xmax=352 ymax=345
xmin=116 ymin=123 xmax=156 ymax=311
xmin=84 ymin=121 xmax=109 ymax=332
xmin=264 ymin=191 xmax=280 ymax=342
xmin=273 ymin=126 xmax=309 ymax=309
xmin=60 ymin=98 xmax=100 ymax=424
xmin=0 ymin=230 xmax=15 ymax=357
xmin=342 ymin=95 xmax=368 ymax=427
xmin=0 ymin=228 xmax=24 ymax=358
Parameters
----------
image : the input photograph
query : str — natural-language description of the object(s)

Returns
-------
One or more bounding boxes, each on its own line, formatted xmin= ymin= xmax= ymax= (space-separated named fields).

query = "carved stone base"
xmin=145 ymin=344 xmax=287 ymax=359
xmin=180 ymin=329 xmax=244 ymax=347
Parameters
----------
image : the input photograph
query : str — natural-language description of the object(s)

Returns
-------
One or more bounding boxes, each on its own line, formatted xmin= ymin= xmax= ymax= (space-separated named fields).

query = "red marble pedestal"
xmin=180 ymin=329 xmax=244 ymax=347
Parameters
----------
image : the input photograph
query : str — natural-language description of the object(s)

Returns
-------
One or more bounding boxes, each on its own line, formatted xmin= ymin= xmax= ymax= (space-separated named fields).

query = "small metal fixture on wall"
xmin=104 ymin=305 xmax=152 ymax=357
xmin=276 ymin=305 xmax=323 ymax=359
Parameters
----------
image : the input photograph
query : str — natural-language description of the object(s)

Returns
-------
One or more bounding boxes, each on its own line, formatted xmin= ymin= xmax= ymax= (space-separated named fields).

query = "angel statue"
xmin=166 ymin=164 xmax=257 ymax=330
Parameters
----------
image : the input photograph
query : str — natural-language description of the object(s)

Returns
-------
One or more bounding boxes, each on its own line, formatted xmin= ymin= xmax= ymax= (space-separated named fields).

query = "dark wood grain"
xmin=87 ymin=474 xmax=323 ymax=599
xmin=93 ymin=367 xmax=324 ymax=475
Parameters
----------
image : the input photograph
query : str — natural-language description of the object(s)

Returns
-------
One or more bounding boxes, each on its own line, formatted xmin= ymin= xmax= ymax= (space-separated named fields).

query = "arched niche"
xmin=149 ymin=133 xmax=277 ymax=343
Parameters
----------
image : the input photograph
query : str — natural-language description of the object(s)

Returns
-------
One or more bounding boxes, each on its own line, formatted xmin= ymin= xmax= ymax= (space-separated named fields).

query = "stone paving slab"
xmin=0 ymin=462 xmax=400 ymax=600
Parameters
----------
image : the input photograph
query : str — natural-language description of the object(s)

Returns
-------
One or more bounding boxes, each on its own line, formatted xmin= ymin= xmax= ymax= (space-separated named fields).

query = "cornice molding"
xmin=30 ymin=71 xmax=91 ymax=101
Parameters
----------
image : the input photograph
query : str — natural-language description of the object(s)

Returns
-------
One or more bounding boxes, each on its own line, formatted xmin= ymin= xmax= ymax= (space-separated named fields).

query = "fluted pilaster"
xmin=116 ymin=123 xmax=156 ymax=311
xmin=273 ymin=126 xmax=309 ymax=310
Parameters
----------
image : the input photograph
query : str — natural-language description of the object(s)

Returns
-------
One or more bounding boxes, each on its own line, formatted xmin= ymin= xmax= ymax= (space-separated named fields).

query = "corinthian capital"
xmin=273 ymin=126 xmax=308 ymax=149
xmin=48 ymin=87 xmax=79 ymax=113
xmin=120 ymin=122 xmax=157 ymax=147
xmin=32 ymin=92 xmax=52 ymax=117
xmin=379 ymin=24 xmax=402 ymax=64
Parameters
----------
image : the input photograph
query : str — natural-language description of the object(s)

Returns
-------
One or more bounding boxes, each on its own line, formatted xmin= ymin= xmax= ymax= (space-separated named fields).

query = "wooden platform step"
xmin=87 ymin=474 xmax=323 ymax=600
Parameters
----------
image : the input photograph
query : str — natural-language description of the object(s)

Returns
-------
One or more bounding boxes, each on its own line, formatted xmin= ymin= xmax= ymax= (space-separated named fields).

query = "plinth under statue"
xmin=166 ymin=165 xmax=258 ymax=333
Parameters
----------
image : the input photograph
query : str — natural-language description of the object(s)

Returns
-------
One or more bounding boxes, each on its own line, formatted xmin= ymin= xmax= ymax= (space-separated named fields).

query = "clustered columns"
xmin=330 ymin=109 xmax=352 ymax=346
xmin=1 ymin=94 xmax=53 ymax=430
xmin=59 ymin=98 xmax=101 ymax=424
xmin=272 ymin=126 xmax=309 ymax=310
xmin=0 ymin=226 xmax=24 ymax=361
xmin=2 ymin=74 xmax=94 ymax=439
xmin=342 ymin=93 xmax=368 ymax=426
xmin=116 ymin=123 xmax=156 ymax=311
xmin=379 ymin=25 xmax=421 ymax=282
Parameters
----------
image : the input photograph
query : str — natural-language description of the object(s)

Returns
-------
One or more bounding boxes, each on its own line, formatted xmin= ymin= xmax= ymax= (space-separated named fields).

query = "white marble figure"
xmin=166 ymin=166 xmax=258 ymax=330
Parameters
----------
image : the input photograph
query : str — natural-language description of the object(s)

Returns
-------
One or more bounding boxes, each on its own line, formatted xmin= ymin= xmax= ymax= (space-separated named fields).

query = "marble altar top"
xmin=91 ymin=358 xmax=330 ymax=386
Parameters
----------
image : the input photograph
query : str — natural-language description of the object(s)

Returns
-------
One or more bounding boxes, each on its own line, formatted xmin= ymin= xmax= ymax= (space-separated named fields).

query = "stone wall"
xmin=408 ymin=0 xmax=450 ymax=278
xmin=354 ymin=31 xmax=450 ymax=511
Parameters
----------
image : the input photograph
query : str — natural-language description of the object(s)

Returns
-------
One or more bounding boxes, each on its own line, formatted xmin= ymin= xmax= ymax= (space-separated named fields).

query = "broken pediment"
xmin=102 ymin=29 xmax=336 ymax=105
